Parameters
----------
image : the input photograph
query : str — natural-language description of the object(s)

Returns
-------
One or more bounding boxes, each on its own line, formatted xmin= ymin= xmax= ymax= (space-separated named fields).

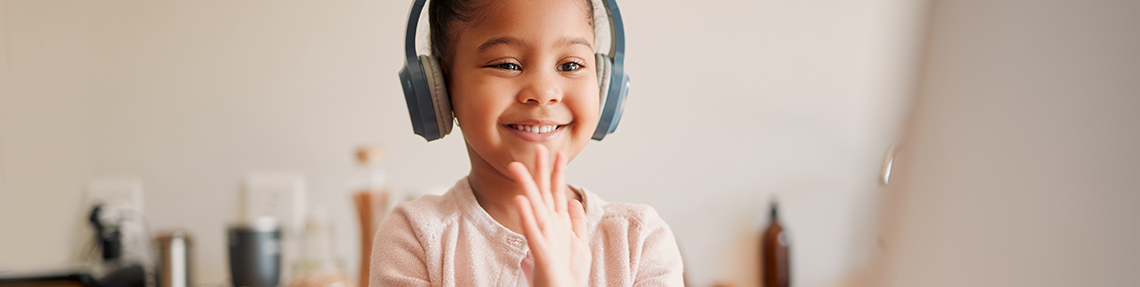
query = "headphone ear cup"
xmin=595 ymin=53 xmax=612 ymax=114
xmin=420 ymin=55 xmax=454 ymax=137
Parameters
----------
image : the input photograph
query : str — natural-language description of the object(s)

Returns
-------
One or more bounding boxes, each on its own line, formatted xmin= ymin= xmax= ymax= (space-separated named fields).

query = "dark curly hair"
xmin=428 ymin=0 xmax=596 ymax=68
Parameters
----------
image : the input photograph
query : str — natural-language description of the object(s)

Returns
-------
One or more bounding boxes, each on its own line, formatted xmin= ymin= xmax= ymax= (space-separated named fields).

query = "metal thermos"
xmin=156 ymin=230 xmax=193 ymax=287
xmin=228 ymin=217 xmax=282 ymax=287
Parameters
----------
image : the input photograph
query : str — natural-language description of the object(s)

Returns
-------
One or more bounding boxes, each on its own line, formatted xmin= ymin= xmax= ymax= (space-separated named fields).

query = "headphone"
xmin=397 ymin=0 xmax=630 ymax=141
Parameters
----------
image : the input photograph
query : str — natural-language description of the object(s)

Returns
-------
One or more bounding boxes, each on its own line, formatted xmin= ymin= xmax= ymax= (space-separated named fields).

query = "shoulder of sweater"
xmin=598 ymin=201 xmax=669 ymax=230
xmin=387 ymin=193 xmax=461 ymax=239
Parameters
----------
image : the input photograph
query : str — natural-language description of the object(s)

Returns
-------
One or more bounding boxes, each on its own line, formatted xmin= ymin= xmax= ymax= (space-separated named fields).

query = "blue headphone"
xmin=398 ymin=0 xmax=630 ymax=141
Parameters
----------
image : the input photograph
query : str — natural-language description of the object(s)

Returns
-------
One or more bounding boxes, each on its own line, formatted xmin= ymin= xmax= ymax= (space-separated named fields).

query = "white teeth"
xmin=511 ymin=125 xmax=559 ymax=133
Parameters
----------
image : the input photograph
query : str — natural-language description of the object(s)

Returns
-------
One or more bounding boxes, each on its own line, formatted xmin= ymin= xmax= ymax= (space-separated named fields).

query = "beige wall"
xmin=0 ymin=1 xmax=924 ymax=286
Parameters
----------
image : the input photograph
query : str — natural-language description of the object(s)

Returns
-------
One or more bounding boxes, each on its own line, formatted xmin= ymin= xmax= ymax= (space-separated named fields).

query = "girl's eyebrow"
xmin=476 ymin=36 xmax=593 ymax=54
xmin=477 ymin=36 xmax=524 ymax=54
xmin=556 ymin=37 xmax=594 ymax=50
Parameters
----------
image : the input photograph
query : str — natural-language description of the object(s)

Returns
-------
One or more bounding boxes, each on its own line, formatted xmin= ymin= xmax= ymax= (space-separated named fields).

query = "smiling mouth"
xmin=506 ymin=124 xmax=567 ymax=134
xmin=503 ymin=122 xmax=571 ymax=142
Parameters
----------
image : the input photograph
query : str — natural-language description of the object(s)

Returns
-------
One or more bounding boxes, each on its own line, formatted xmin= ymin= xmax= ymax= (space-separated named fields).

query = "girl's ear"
xmin=441 ymin=59 xmax=457 ymax=128
xmin=440 ymin=60 xmax=451 ymax=78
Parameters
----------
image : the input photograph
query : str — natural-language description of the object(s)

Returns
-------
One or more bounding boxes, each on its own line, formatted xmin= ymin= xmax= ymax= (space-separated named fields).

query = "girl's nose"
xmin=518 ymin=73 xmax=562 ymax=106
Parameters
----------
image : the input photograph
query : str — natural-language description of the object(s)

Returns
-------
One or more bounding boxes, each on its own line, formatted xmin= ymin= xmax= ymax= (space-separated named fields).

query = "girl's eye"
xmin=557 ymin=62 xmax=583 ymax=72
xmin=494 ymin=63 xmax=521 ymax=71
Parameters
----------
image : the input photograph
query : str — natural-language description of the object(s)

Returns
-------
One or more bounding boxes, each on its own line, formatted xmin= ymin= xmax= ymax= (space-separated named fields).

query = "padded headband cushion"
xmin=421 ymin=55 xmax=453 ymax=137
xmin=595 ymin=53 xmax=612 ymax=115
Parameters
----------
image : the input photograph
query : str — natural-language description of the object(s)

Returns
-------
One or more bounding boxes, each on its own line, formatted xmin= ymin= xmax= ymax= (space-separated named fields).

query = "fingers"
xmin=509 ymin=161 xmax=549 ymax=227
xmin=515 ymin=195 xmax=546 ymax=251
xmin=569 ymin=199 xmax=587 ymax=241
xmin=534 ymin=145 xmax=554 ymax=210
xmin=552 ymin=151 xmax=568 ymax=214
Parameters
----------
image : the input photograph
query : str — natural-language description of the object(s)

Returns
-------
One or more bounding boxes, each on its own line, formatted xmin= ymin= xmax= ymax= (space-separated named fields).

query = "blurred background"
xmin=0 ymin=0 xmax=1135 ymax=287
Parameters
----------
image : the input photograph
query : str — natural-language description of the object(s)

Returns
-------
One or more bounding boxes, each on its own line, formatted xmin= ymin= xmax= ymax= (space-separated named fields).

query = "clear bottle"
xmin=761 ymin=201 xmax=790 ymax=287
xmin=287 ymin=206 xmax=349 ymax=287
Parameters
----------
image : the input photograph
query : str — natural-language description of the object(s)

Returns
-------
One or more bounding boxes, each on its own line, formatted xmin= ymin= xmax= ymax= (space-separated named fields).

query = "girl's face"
xmin=448 ymin=0 xmax=599 ymax=173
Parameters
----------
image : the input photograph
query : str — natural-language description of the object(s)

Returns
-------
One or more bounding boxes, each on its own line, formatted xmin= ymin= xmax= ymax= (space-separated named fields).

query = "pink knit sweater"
xmin=369 ymin=177 xmax=685 ymax=286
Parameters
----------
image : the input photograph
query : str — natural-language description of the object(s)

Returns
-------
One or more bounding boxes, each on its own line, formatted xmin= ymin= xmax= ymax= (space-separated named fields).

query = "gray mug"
xmin=227 ymin=217 xmax=281 ymax=287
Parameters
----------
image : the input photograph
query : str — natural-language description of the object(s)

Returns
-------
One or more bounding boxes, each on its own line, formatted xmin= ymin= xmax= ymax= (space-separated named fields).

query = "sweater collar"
xmin=451 ymin=176 xmax=605 ymax=247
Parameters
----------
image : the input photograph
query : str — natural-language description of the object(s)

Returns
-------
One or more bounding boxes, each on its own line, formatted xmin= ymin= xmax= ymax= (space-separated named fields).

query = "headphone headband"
xmin=403 ymin=0 xmax=426 ymax=66
xmin=603 ymin=0 xmax=624 ymax=59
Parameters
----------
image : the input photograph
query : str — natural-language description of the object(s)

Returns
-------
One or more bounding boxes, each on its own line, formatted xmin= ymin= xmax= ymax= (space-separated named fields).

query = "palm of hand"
xmin=510 ymin=145 xmax=591 ymax=287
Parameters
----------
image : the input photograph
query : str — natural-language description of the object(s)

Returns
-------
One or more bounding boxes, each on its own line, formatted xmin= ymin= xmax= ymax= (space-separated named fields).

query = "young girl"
xmin=371 ymin=0 xmax=684 ymax=285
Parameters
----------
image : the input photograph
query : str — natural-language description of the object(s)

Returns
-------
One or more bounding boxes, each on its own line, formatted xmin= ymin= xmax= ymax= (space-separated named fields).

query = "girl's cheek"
xmin=571 ymin=88 xmax=602 ymax=120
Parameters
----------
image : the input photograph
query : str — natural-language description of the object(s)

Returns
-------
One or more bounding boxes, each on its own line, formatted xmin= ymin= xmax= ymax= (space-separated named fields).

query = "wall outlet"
xmin=86 ymin=177 xmax=151 ymax=266
xmin=241 ymin=172 xmax=306 ymax=236
xmin=88 ymin=178 xmax=144 ymax=215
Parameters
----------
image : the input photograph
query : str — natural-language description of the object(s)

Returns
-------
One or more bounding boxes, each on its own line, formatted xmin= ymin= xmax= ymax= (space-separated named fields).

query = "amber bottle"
xmin=761 ymin=202 xmax=790 ymax=287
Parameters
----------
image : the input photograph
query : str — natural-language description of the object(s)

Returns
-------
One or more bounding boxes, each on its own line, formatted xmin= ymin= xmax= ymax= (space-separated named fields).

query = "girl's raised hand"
xmin=509 ymin=145 xmax=590 ymax=287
